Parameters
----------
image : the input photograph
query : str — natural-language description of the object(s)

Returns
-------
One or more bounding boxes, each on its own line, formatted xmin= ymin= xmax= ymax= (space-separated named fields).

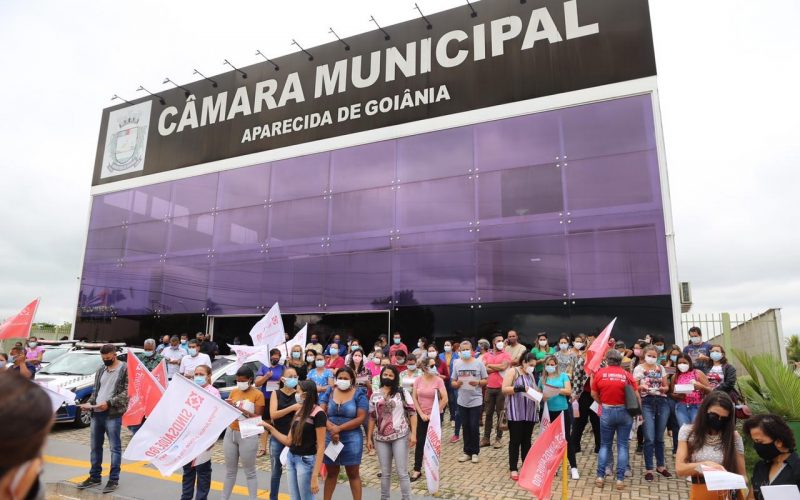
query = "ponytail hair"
xmin=291 ymin=380 xmax=319 ymax=446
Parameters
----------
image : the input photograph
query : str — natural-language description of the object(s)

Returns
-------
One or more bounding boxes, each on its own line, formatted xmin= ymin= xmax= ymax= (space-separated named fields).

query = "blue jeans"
xmin=641 ymin=397 xmax=669 ymax=470
xmin=181 ymin=460 xmax=211 ymax=500
xmin=269 ymin=438 xmax=284 ymax=500
xmin=90 ymin=411 xmax=121 ymax=482
xmin=597 ymin=406 xmax=633 ymax=481
xmin=287 ymin=451 xmax=316 ymax=500
xmin=676 ymin=402 xmax=699 ymax=428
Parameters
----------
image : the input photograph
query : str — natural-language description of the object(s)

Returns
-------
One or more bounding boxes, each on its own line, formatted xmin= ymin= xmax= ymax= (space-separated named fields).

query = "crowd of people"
xmin=3 ymin=327 xmax=800 ymax=499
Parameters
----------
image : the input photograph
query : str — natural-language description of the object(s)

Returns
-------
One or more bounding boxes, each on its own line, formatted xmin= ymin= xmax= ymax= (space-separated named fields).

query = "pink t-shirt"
xmin=413 ymin=375 xmax=445 ymax=415
xmin=482 ymin=351 xmax=512 ymax=389
xmin=26 ymin=346 xmax=44 ymax=361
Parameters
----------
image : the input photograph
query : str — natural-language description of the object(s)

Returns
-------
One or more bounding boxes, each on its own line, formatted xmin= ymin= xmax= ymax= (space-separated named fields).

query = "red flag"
xmin=151 ymin=360 xmax=168 ymax=389
xmin=122 ymin=353 xmax=165 ymax=426
xmin=584 ymin=318 xmax=617 ymax=375
xmin=519 ymin=413 xmax=567 ymax=500
xmin=0 ymin=298 xmax=39 ymax=340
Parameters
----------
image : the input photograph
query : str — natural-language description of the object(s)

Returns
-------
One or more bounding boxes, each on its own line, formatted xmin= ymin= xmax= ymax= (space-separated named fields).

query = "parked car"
xmin=209 ymin=355 xmax=264 ymax=399
xmin=36 ymin=342 xmax=140 ymax=427
xmin=38 ymin=340 xmax=78 ymax=370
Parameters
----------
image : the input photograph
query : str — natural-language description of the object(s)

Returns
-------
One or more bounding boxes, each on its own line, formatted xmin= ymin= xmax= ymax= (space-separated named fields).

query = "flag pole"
xmin=561 ymin=453 xmax=568 ymax=500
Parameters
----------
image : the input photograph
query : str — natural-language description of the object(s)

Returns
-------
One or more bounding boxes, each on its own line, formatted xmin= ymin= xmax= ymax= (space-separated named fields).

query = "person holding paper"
xmin=266 ymin=367 xmax=300 ymax=500
xmin=633 ymin=345 xmax=672 ymax=482
xmin=481 ymin=334 xmax=512 ymax=449
xmin=501 ymin=352 xmax=539 ymax=481
xmin=744 ymin=414 xmax=800 ymax=500
xmin=684 ymin=326 xmax=713 ymax=374
xmin=451 ymin=341 xmax=488 ymax=464
xmin=410 ymin=355 xmax=448 ymax=482
xmin=162 ymin=336 xmax=185 ymax=380
xmin=676 ymin=391 xmax=746 ymax=500
xmin=319 ymin=367 xmax=368 ymax=500
xmin=671 ymin=355 xmax=712 ymax=427
xmin=222 ymin=366 xmax=265 ymax=500
xmin=256 ymin=349 xmax=286 ymax=457
xmin=181 ymin=364 xmax=220 ymax=500
xmin=399 ymin=354 xmax=423 ymax=394
xmin=708 ymin=345 xmax=738 ymax=400
xmin=570 ymin=333 xmax=600 ymax=455
xmin=539 ymin=355 xmax=579 ymax=479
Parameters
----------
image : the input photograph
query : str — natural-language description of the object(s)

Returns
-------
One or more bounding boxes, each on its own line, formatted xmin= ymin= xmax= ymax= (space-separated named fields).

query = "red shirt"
xmin=326 ymin=356 xmax=345 ymax=371
xmin=389 ymin=343 xmax=409 ymax=363
xmin=482 ymin=351 xmax=512 ymax=389
xmin=436 ymin=361 xmax=450 ymax=381
xmin=591 ymin=366 xmax=637 ymax=405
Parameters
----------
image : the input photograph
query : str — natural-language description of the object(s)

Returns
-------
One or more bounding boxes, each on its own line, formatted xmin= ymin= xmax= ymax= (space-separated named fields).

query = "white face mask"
xmin=691 ymin=336 xmax=702 ymax=345
xmin=645 ymin=356 xmax=658 ymax=365
xmin=574 ymin=342 xmax=585 ymax=350
xmin=524 ymin=366 xmax=535 ymax=375
xmin=236 ymin=381 xmax=250 ymax=391
xmin=407 ymin=364 xmax=417 ymax=371
xmin=428 ymin=351 xmax=437 ymax=358
xmin=495 ymin=342 xmax=505 ymax=350
xmin=677 ymin=363 xmax=690 ymax=373
xmin=418 ymin=342 xmax=424 ymax=348
xmin=335 ymin=379 xmax=352 ymax=391
xmin=538 ymin=340 xmax=548 ymax=347
xmin=444 ymin=345 xmax=452 ymax=353
xmin=559 ymin=343 xmax=569 ymax=351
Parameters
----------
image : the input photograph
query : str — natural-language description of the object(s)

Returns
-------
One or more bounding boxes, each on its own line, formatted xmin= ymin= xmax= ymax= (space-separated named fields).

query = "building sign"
xmin=92 ymin=0 xmax=655 ymax=185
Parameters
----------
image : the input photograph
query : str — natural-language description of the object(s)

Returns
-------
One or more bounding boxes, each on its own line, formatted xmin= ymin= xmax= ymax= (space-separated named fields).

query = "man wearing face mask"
xmin=77 ymin=345 xmax=128 ymax=493
xmin=306 ymin=335 xmax=324 ymax=357
xmin=8 ymin=347 xmax=34 ymax=379
xmin=135 ymin=338 xmax=164 ymax=371
xmin=155 ymin=335 xmax=171 ymax=355
xmin=388 ymin=332 xmax=409 ymax=364
xmin=179 ymin=339 xmax=211 ymax=378
xmin=162 ymin=336 xmax=185 ymax=380
xmin=504 ymin=330 xmax=527 ymax=367
xmin=0 ymin=371 xmax=53 ymax=500
xmin=255 ymin=349 xmax=285 ymax=457
xmin=481 ymin=334 xmax=511 ymax=449
xmin=683 ymin=326 xmax=713 ymax=374
xmin=451 ymin=341 xmax=489 ymax=464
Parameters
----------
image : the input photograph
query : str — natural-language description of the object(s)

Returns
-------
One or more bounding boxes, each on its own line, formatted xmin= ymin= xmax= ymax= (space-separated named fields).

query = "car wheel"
xmin=74 ymin=397 xmax=92 ymax=428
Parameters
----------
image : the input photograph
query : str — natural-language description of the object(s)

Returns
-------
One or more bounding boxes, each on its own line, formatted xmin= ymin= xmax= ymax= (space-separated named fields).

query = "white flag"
xmin=249 ymin=302 xmax=285 ymax=347
xmin=276 ymin=324 xmax=308 ymax=363
xmin=423 ymin=392 xmax=442 ymax=494
xmin=540 ymin=401 xmax=551 ymax=431
xmin=37 ymin=382 xmax=77 ymax=413
xmin=226 ymin=344 xmax=271 ymax=376
xmin=122 ymin=375 xmax=240 ymax=476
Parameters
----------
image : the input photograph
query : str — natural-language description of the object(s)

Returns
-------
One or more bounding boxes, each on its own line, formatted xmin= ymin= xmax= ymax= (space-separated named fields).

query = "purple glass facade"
xmin=79 ymin=95 xmax=668 ymax=318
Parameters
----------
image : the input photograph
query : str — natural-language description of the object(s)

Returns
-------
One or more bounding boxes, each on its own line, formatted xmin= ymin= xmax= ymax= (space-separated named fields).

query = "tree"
xmin=787 ymin=335 xmax=800 ymax=363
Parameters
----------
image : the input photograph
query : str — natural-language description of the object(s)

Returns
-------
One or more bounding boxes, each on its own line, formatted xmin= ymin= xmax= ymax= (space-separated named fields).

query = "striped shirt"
xmin=505 ymin=368 xmax=537 ymax=422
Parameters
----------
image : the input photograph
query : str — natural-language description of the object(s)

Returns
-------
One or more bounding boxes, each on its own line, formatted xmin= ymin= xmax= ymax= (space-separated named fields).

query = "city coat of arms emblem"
xmin=101 ymin=101 xmax=151 ymax=179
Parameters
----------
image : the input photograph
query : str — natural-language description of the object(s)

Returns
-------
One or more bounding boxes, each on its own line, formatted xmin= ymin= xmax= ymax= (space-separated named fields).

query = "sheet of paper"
xmin=239 ymin=416 xmax=265 ymax=439
xmin=403 ymin=389 xmax=415 ymax=406
xmin=324 ymin=440 xmax=345 ymax=461
xmin=542 ymin=383 xmax=561 ymax=399
xmin=674 ymin=383 xmax=695 ymax=394
xmin=356 ymin=376 xmax=370 ymax=386
xmin=279 ymin=446 xmax=289 ymax=466
xmin=458 ymin=375 xmax=477 ymax=385
xmin=761 ymin=485 xmax=800 ymax=500
xmin=701 ymin=467 xmax=746 ymax=491
xmin=524 ymin=387 xmax=543 ymax=402
xmin=664 ymin=366 xmax=676 ymax=375
xmin=265 ymin=381 xmax=280 ymax=392
xmin=590 ymin=401 xmax=601 ymax=415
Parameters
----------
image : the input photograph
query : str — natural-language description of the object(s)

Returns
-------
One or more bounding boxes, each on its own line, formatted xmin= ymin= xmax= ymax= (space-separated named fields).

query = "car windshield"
xmin=211 ymin=357 xmax=234 ymax=372
xmin=40 ymin=352 xmax=103 ymax=376
xmin=42 ymin=348 xmax=70 ymax=363
xmin=213 ymin=361 xmax=263 ymax=389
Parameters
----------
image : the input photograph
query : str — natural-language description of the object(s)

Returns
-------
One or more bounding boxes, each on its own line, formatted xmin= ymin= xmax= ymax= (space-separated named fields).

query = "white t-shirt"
xmin=179 ymin=353 xmax=212 ymax=377
xmin=161 ymin=346 xmax=186 ymax=379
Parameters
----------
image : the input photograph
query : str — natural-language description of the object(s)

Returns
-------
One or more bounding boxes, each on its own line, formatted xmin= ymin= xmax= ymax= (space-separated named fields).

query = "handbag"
xmin=624 ymin=383 xmax=641 ymax=416
xmin=499 ymin=409 xmax=509 ymax=431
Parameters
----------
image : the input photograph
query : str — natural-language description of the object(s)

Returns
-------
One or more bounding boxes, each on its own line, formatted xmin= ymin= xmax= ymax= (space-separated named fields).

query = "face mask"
xmin=496 ymin=342 xmax=505 ymax=350
xmin=310 ymin=339 xmax=318 ymax=344
xmin=645 ymin=356 xmax=658 ymax=365
xmin=459 ymin=351 xmax=471 ymax=360
xmin=706 ymin=413 xmax=730 ymax=432
xmin=284 ymin=377 xmax=299 ymax=388
xmin=306 ymin=355 xmax=315 ymax=363
xmin=558 ymin=343 xmax=568 ymax=351
xmin=710 ymin=352 xmax=723 ymax=362
xmin=444 ymin=346 xmax=452 ymax=353
xmin=0 ymin=361 xmax=6 ymax=369
xmin=655 ymin=345 xmax=664 ymax=352
xmin=525 ymin=366 xmax=534 ymax=375
xmin=574 ymin=342 xmax=585 ymax=350
xmin=428 ymin=366 xmax=438 ymax=375
xmin=393 ymin=338 xmax=401 ymax=345
xmin=171 ymin=345 xmax=180 ymax=350
xmin=538 ymin=340 xmax=548 ymax=347
xmin=194 ymin=376 xmax=206 ymax=386
xmin=291 ymin=351 xmax=301 ymax=360
xmin=103 ymin=358 xmax=114 ymax=367
xmin=315 ymin=360 xmax=325 ymax=368
xmin=295 ymin=393 xmax=304 ymax=404
xmin=335 ymin=379 xmax=352 ymax=391
xmin=670 ymin=355 xmax=678 ymax=362
xmin=396 ymin=358 xmax=406 ymax=365
xmin=418 ymin=342 xmax=424 ymax=348
xmin=691 ymin=336 xmax=702 ymax=345
xmin=144 ymin=350 xmax=154 ymax=357
xmin=270 ymin=359 xmax=280 ymax=366
xmin=545 ymin=365 xmax=556 ymax=374
xmin=329 ymin=348 xmax=338 ymax=356
xmin=753 ymin=441 xmax=782 ymax=461
xmin=188 ymin=348 xmax=198 ymax=356
xmin=633 ymin=349 xmax=642 ymax=358
xmin=181 ymin=340 xmax=188 ymax=345
xmin=677 ymin=363 xmax=690 ymax=373
xmin=351 ymin=345 xmax=361 ymax=352
xmin=428 ymin=351 xmax=437 ymax=358
xmin=28 ymin=342 xmax=38 ymax=348
xmin=407 ymin=364 xmax=417 ymax=371
xmin=237 ymin=381 xmax=250 ymax=391
xmin=380 ymin=377 xmax=393 ymax=387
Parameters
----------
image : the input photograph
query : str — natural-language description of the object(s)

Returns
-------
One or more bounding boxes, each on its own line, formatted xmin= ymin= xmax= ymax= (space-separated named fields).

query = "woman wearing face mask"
xmin=539 ymin=355 xmax=578 ymax=478
xmin=325 ymin=344 xmax=345 ymax=371
xmin=0 ymin=371 xmax=53 ymax=500
xmin=366 ymin=349 xmax=384 ymax=378
xmin=262 ymin=380 xmax=326 ymax=500
xmin=633 ymin=346 xmax=672 ymax=481
xmin=411 ymin=337 xmax=428 ymax=359
xmin=676 ymin=392 xmax=746 ymax=500
xmin=319 ymin=367 xmax=368 ymax=500
xmin=707 ymin=345 xmax=738 ymax=398
xmin=367 ymin=366 xmax=417 ymax=500
xmin=399 ymin=354 xmax=423 ymax=394
xmin=664 ymin=346 xmax=683 ymax=455
xmin=630 ymin=340 xmax=647 ymax=369
xmin=439 ymin=340 xmax=460 ymax=436
xmin=24 ymin=337 xmax=44 ymax=372
xmin=554 ymin=334 xmax=576 ymax=376
xmin=393 ymin=352 xmax=409 ymax=375
xmin=427 ymin=344 xmax=450 ymax=384
xmin=222 ymin=367 xmax=265 ymax=500
xmin=409 ymin=355 xmax=448 ymax=482
xmin=530 ymin=333 xmax=555 ymax=384
xmin=256 ymin=349 xmax=286 ymax=457
xmin=182 ymin=365 xmax=220 ymax=500
xmin=266 ymin=367 xmax=300 ymax=500
xmin=347 ymin=350 xmax=371 ymax=396
xmin=501 ymin=352 xmax=539 ymax=481
xmin=743 ymin=414 xmax=800 ymax=500
xmin=0 ymin=353 xmax=8 ymax=370
xmin=308 ymin=353 xmax=334 ymax=394
xmin=285 ymin=345 xmax=307 ymax=381
xmin=671 ymin=355 xmax=711 ymax=427
xmin=570 ymin=334 xmax=601 ymax=455
xmin=305 ymin=349 xmax=319 ymax=371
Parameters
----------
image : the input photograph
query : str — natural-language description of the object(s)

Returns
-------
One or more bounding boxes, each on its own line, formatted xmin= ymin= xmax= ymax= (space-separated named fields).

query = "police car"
xmin=38 ymin=340 xmax=78 ymax=370
xmin=36 ymin=342 xmax=141 ymax=427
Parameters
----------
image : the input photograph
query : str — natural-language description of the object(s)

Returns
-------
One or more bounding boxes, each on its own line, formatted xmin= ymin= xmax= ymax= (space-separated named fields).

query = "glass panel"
xmin=212 ymin=206 xmax=268 ymax=252
xmin=161 ymin=255 xmax=210 ymax=314
xmin=171 ymin=173 xmax=218 ymax=217
xmin=270 ymin=152 xmax=330 ymax=202
xmin=393 ymin=244 xmax=475 ymax=305
xmin=168 ymin=213 xmax=215 ymax=255
xmin=288 ymin=256 xmax=325 ymax=309
xmin=397 ymin=126 xmax=473 ymax=183
xmin=326 ymin=252 xmax=392 ymax=308
xmin=478 ymin=163 xmax=563 ymax=221
xmin=128 ymin=183 xmax=172 ymax=224
xmin=331 ymin=187 xmax=394 ymax=236
xmin=261 ymin=258 xmax=294 ymax=307
xmin=125 ymin=220 xmax=168 ymax=259
xmin=90 ymin=192 xmax=132 ymax=229
xmin=331 ymin=141 xmax=395 ymax=193
xmin=84 ymin=226 xmax=127 ymax=263
xmin=208 ymin=252 xmax=264 ymax=315
xmin=269 ymin=197 xmax=329 ymax=245
xmin=474 ymin=111 xmax=561 ymax=172
xmin=396 ymin=176 xmax=475 ymax=232
xmin=565 ymin=150 xmax=659 ymax=212
xmin=217 ymin=163 xmax=270 ymax=210
xmin=79 ymin=260 xmax=163 ymax=316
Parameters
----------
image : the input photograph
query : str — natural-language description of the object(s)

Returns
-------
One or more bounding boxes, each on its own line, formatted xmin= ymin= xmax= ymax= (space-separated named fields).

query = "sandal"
xmin=510 ymin=471 xmax=519 ymax=481
xmin=409 ymin=471 xmax=422 ymax=482
xmin=256 ymin=448 xmax=266 ymax=458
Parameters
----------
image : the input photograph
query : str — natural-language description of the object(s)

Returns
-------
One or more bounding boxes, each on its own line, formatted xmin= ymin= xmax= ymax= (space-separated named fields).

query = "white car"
xmin=38 ymin=340 xmax=78 ymax=369
xmin=209 ymin=355 xmax=265 ymax=399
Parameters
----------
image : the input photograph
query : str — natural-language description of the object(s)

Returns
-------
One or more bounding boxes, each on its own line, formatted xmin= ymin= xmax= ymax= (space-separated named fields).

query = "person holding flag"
xmin=539 ymin=355 xmax=579 ymax=480
xmin=410 ymin=354 xmax=448 ymax=482
xmin=502 ymin=352 xmax=539 ymax=481
xmin=135 ymin=339 xmax=163 ymax=371
xmin=181 ymin=364 xmax=219 ymax=500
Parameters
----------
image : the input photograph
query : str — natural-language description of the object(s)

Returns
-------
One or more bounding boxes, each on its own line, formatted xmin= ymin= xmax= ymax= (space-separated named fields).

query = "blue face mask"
xmin=545 ymin=365 xmax=556 ymax=374
xmin=284 ymin=377 xmax=299 ymax=388
xmin=291 ymin=351 xmax=301 ymax=359
xmin=710 ymin=352 xmax=723 ymax=362
xmin=143 ymin=350 xmax=154 ymax=357
xmin=459 ymin=351 xmax=471 ymax=360
xmin=329 ymin=348 xmax=338 ymax=356
xmin=188 ymin=348 xmax=198 ymax=356
xmin=193 ymin=376 xmax=206 ymax=386
xmin=315 ymin=360 xmax=325 ymax=368
xmin=393 ymin=338 xmax=401 ymax=345
xmin=670 ymin=355 xmax=678 ymax=362
xmin=656 ymin=345 xmax=664 ymax=352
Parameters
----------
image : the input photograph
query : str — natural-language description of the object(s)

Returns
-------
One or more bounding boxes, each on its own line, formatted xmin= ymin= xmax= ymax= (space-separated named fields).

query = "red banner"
xmin=151 ymin=360 xmax=168 ymax=390
xmin=519 ymin=413 xmax=567 ymax=500
xmin=0 ymin=298 xmax=39 ymax=340
xmin=584 ymin=318 xmax=617 ymax=375
xmin=123 ymin=353 xmax=165 ymax=426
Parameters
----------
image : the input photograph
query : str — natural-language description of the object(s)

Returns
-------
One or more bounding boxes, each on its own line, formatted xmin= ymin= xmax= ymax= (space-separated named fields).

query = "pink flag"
xmin=0 ymin=298 xmax=39 ymax=340
xmin=519 ymin=413 xmax=567 ymax=500
xmin=584 ymin=318 xmax=617 ymax=375
xmin=123 ymin=353 xmax=165 ymax=426
xmin=151 ymin=360 xmax=168 ymax=389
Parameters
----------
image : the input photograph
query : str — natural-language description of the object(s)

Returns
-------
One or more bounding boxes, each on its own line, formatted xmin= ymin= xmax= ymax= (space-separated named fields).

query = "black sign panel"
xmin=92 ymin=0 xmax=655 ymax=186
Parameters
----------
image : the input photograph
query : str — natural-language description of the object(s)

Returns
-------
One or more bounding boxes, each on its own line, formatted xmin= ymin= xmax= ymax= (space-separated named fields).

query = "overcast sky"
xmin=0 ymin=1 xmax=798 ymax=337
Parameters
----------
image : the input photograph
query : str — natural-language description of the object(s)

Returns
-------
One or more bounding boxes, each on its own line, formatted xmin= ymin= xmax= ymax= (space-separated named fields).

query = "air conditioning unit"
xmin=679 ymin=282 xmax=692 ymax=313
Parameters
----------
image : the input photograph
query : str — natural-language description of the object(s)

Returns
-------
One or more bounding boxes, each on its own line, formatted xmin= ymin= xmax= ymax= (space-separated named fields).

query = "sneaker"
xmin=449 ymin=435 xmax=460 ymax=443
xmin=102 ymin=481 xmax=119 ymax=494
xmin=605 ymin=466 xmax=612 ymax=476
xmin=571 ymin=468 xmax=580 ymax=480
xmin=624 ymin=468 xmax=632 ymax=478
xmin=594 ymin=477 xmax=604 ymax=488
xmin=510 ymin=471 xmax=519 ymax=481
xmin=480 ymin=438 xmax=490 ymax=447
xmin=644 ymin=472 xmax=654 ymax=482
xmin=458 ymin=454 xmax=471 ymax=462
xmin=77 ymin=478 xmax=101 ymax=490
xmin=493 ymin=438 xmax=503 ymax=449
xmin=615 ymin=480 xmax=625 ymax=491
xmin=471 ymin=454 xmax=480 ymax=463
